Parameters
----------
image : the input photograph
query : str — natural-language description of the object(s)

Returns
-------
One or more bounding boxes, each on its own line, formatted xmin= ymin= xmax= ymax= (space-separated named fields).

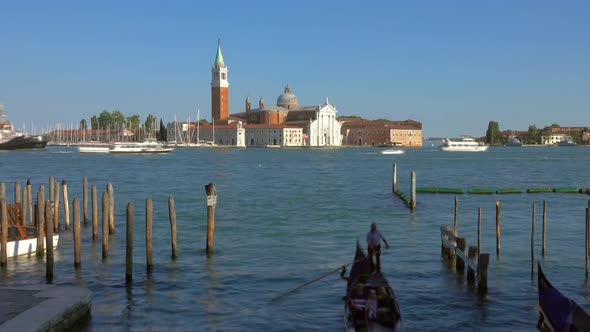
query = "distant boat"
xmin=0 ymin=104 xmax=47 ymax=150
xmin=380 ymin=149 xmax=405 ymax=155
xmin=440 ymin=136 xmax=488 ymax=152
xmin=110 ymin=140 xmax=174 ymax=154
xmin=558 ymin=139 xmax=576 ymax=147
xmin=536 ymin=263 xmax=590 ymax=331
xmin=377 ymin=142 xmax=402 ymax=148
xmin=78 ymin=142 xmax=112 ymax=153
xmin=505 ymin=137 xmax=523 ymax=147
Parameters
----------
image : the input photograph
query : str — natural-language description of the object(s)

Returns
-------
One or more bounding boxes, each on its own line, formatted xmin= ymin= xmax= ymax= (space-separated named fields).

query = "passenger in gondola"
xmin=365 ymin=289 xmax=378 ymax=322
xmin=366 ymin=223 xmax=389 ymax=272
xmin=347 ymin=283 xmax=368 ymax=328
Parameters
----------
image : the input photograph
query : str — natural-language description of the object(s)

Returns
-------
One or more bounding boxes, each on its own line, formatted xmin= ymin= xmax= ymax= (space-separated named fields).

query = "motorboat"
xmin=5 ymin=224 xmax=59 ymax=258
xmin=505 ymin=137 xmax=523 ymax=147
xmin=440 ymin=136 xmax=488 ymax=152
xmin=77 ymin=142 xmax=112 ymax=153
xmin=380 ymin=149 xmax=405 ymax=155
xmin=343 ymin=242 xmax=403 ymax=332
xmin=109 ymin=140 xmax=174 ymax=154
xmin=0 ymin=104 xmax=47 ymax=150
xmin=558 ymin=139 xmax=576 ymax=147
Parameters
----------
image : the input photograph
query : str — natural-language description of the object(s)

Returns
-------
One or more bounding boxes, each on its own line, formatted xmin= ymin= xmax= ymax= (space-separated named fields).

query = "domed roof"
xmin=276 ymin=84 xmax=299 ymax=109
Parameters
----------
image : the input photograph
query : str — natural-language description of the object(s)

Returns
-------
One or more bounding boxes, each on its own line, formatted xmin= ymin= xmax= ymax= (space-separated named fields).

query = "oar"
xmin=271 ymin=262 xmax=354 ymax=302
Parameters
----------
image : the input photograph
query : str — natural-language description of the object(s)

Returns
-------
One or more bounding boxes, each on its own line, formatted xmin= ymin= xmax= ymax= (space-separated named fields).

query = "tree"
xmin=126 ymin=115 xmax=141 ymax=132
xmin=158 ymin=118 xmax=167 ymax=141
xmin=111 ymin=110 xmax=126 ymax=130
xmin=144 ymin=114 xmax=157 ymax=138
xmin=97 ymin=110 xmax=112 ymax=129
xmin=79 ymin=119 xmax=87 ymax=130
xmin=527 ymin=125 xmax=539 ymax=144
xmin=572 ymin=130 xmax=582 ymax=144
xmin=90 ymin=116 xmax=98 ymax=130
xmin=485 ymin=121 xmax=503 ymax=145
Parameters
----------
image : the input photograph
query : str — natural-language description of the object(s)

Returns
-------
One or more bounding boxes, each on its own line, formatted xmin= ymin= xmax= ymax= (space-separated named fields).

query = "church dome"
xmin=276 ymin=84 xmax=299 ymax=109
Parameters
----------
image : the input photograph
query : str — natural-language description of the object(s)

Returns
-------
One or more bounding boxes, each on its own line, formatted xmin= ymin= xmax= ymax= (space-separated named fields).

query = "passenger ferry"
xmin=109 ymin=140 xmax=174 ymax=154
xmin=440 ymin=136 xmax=488 ymax=152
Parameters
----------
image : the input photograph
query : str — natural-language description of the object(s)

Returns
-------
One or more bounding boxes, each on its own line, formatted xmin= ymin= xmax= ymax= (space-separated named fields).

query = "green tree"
xmin=158 ymin=118 xmax=167 ymax=141
xmin=144 ymin=114 xmax=157 ymax=138
xmin=111 ymin=110 xmax=126 ymax=130
xmin=527 ymin=125 xmax=539 ymax=144
xmin=79 ymin=119 xmax=87 ymax=130
xmin=97 ymin=110 xmax=112 ymax=129
xmin=90 ymin=116 xmax=98 ymax=130
xmin=126 ymin=115 xmax=141 ymax=132
xmin=485 ymin=121 xmax=503 ymax=145
xmin=572 ymin=130 xmax=582 ymax=144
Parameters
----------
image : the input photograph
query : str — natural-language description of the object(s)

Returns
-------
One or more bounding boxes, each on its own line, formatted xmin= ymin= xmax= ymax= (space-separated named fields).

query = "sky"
xmin=1 ymin=1 xmax=589 ymax=137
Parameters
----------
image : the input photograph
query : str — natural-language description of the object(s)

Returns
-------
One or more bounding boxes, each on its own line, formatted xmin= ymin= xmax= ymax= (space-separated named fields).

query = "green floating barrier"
xmin=467 ymin=188 xmax=494 ymax=195
xmin=496 ymin=188 xmax=522 ymax=194
xmin=527 ymin=188 xmax=553 ymax=193
xmin=416 ymin=187 xmax=438 ymax=193
xmin=437 ymin=188 xmax=464 ymax=194
xmin=553 ymin=187 xmax=581 ymax=193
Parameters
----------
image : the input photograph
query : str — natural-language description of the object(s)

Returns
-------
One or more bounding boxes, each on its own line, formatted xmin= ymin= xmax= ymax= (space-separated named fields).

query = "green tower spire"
xmin=215 ymin=38 xmax=224 ymax=67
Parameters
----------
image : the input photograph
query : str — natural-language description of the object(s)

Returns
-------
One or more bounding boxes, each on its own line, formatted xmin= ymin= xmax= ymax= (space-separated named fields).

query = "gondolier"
xmin=367 ymin=223 xmax=389 ymax=272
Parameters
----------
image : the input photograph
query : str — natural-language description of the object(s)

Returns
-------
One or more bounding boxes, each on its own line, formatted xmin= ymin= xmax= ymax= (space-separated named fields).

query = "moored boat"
xmin=536 ymin=263 xmax=590 ymax=331
xmin=440 ymin=136 xmax=488 ymax=152
xmin=380 ymin=149 xmax=405 ymax=155
xmin=77 ymin=142 xmax=112 ymax=153
xmin=0 ymin=104 xmax=47 ymax=150
xmin=4 ymin=224 xmax=59 ymax=258
xmin=343 ymin=242 xmax=403 ymax=332
xmin=506 ymin=137 xmax=523 ymax=147
xmin=558 ymin=139 xmax=577 ymax=147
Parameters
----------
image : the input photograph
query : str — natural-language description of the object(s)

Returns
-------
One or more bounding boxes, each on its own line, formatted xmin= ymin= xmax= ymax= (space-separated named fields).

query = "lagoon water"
xmin=1 ymin=145 xmax=590 ymax=331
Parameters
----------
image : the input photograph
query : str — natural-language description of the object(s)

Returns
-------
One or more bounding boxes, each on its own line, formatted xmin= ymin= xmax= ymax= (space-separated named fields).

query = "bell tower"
xmin=211 ymin=39 xmax=229 ymax=122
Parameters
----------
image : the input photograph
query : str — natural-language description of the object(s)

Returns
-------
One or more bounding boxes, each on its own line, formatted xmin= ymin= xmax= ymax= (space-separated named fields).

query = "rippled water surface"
xmin=1 ymin=145 xmax=590 ymax=331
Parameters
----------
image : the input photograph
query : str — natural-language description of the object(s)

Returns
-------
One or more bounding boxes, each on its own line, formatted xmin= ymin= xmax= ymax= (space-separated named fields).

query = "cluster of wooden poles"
xmin=391 ymin=163 xmax=416 ymax=210
xmin=0 ymin=178 xmax=218 ymax=283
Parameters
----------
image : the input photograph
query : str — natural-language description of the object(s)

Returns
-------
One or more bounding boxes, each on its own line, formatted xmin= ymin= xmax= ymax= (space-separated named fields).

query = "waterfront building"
xmin=244 ymin=124 xmax=303 ymax=146
xmin=211 ymin=39 xmax=229 ymax=122
xmin=340 ymin=118 xmax=422 ymax=147
xmin=542 ymin=133 xmax=573 ymax=145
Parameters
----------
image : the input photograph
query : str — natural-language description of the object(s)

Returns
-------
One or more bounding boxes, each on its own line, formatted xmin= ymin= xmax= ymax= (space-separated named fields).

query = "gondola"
xmin=343 ymin=241 xmax=403 ymax=332
xmin=536 ymin=263 xmax=590 ymax=331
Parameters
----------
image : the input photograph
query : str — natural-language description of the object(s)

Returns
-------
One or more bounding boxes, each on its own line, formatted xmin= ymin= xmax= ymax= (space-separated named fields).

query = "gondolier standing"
xmin=367 ymin=223 xmax=389 ymax=272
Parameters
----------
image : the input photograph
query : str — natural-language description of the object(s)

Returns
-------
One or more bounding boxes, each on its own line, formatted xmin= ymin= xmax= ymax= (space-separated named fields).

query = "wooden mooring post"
xmin=410 ymin=171 xmax=416 ymax=210
xmin=205 ymin=182 xmax=217 ymax=254
xmin=440 ymin=225 xmax=488 ymax=291
xmin=53 ymin=182 xmax=60 ymax=231
xmin=146 ymin=198 xmax=153 ymax=273
xmin=392 ymin=163 xmax=397 ymax=193
xmin=107 ymin=182 xmax=115 ymax=234
xmin=45 ymin=201 xmax=54 ymax=282
xmin=531 ymin=203 xmax=536 ymax=277
xmin=453 ymin=196 xmax=458 ymax=236
xmin=92 ymin=185 xmax=98 ymax=240
xmin=63 ymin=180 xmax=70 ymax=230
xmin=14 ymin=181 xmax=20 ymax=204
xmin=27 ymin=179 xmax=32 ymax=225
xmin=496 ymin=201 xmax=501 ymax=256
xmin=542 ymin=200 xmax=547 ymax=257
xmin=126 ymin=202 xmax=134 ymax=283
xmin=73 ymin=197 xmax=81 ymax=268
xmin=21 ymin=185 xmax=28 ymax=226
xmin=586 ymin=204 xmax=590 ymax=278
xmin=0 ymin=182 xmax=5 ymax=201
xmin=36 ymin=186 xmax=45 ymax=256
xmin=102 ymin=192 xmax=109 ymax=259
xmin=477 ymin=207 xmax=482 ymax=255
xmin=1 ymin=198 xmax=7 ymax=267
xmin=169 ymin=196 xmax=178 ymax=259
xmin=83 ymin=177 xmax=89 ymax=224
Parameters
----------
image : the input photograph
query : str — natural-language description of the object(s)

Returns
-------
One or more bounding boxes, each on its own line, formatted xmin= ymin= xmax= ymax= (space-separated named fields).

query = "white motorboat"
xmin=0 ymin=104 xmax=48 ymax=150
xmin=440 ymin=136 xmax=488 ymax=152
xmin=5 ymin=225 xmax=59 ymax=258
xmin=110 ymin=140 xmax=174 ymax=154
xmin=77 ymin=142 xmax=112 ymax=153
xmin=380 ymin=149 xmax=405 ymax=155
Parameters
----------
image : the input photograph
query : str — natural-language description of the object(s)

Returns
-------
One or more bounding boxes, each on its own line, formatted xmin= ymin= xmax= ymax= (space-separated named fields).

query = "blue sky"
xmin=1 ymin=1 xmax=588 ymax=137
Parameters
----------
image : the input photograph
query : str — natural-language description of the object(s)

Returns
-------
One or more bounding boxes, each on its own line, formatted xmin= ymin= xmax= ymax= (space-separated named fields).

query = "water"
xmin=1 ymin=146 xmax=590 ymax=331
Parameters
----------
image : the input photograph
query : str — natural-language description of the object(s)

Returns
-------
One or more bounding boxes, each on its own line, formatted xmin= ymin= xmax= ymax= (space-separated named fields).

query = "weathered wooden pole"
xmin=21 ymin=185 xmax=28 ymax=226
xmin=542 ymin=200 xmax=547 ymax=257
xmin=53 ymin=182 xmax=60 ymax=231
xmin=36 ymin=186 xmax=46 ymax=256
xmin=585 ymin=207 xmax=588 ymax=278
xmin=145 ymin=198 xmax=153 ymax=273
xmin=456 ymin=237 xmax=466 ymax=271
xmin=496 ymin=201 xmax=501 ymax=256
xmin=477 ymin=253 xmax=490 ymax=292
xmin=467 ymin=246 xmax=477 ymax=283
xmin=107 ymin=182 xmax=115 ymax=234
xmin=73 ymin=197 xmax=81 ymax=268
xmin=49 ymin=176 xmax=54 ymax=204
xmin=14 ymin=181 xmax=21 ymax=204
xmin=531 ymin=203 xmax=535 ymax=278
xmin=440 ymin=225 xmax=451 ymax=256
xmin=205 ymin=183 xmax=217 ymax=254
xmin=1 ymin=198 xmax=7 ymax=267
xmin=27 ymin=179 xmax=33 ymax=225
xmin=45 ymin=200 xmax=54 ymax=282
xmin=392 ymin=163 xmax=397 ymax=193
xmin=83 ymin=177 xmax=89 ymax=224
xmin=63 ymin=180 xmax=70 ymax=230
xmin=453 ymin=196 xmax=458 ymax=236
xmin=92 ymin=185 xmax=98 ymax=240
xmin=477 ymin=207 xmax=482 ymax=255
xmin=0 ymin=182 xmax=5 ymax=201
xmin=101 ymin=192 xmax=109 ymax=259
xmin=410 ymin=171 xmax=416 ymax=210
xmin=168 ymin=196 xmax=178 ymax=259
xmin=126 ymin=202 xmax=134 ymax=283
